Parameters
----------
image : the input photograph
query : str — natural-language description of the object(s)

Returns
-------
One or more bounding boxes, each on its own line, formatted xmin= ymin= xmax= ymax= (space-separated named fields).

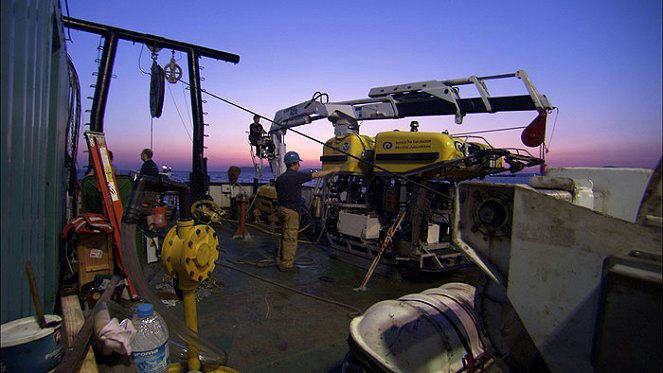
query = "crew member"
xmin=275 ymin=151 xmax=340 ymax=272
xmin=248 ymin=114 xmax=267 ymax=155
xmin=140 ymin=148 xmax=159 ymax=177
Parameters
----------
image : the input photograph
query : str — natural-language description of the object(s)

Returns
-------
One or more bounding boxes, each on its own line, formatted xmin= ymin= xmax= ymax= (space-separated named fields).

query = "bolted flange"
xmin=161 ymin=220 xmax=220 ymax=283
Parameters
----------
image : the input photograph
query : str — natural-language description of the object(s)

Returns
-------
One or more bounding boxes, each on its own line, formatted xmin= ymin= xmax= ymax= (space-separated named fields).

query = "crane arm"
xmin=270 ymin=70 xmax=552 ymax=131
xmin=268 ymin=70 xmax=554 ymax=176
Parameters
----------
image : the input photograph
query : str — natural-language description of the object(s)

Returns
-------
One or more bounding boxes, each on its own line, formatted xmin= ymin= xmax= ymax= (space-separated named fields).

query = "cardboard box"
xmin=77 ymin=233 xmax=114 ymax=286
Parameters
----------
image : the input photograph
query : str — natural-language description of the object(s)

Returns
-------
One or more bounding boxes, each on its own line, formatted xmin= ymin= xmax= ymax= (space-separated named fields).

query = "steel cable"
xmin=179 ymin=80 xmax=456 ymax=200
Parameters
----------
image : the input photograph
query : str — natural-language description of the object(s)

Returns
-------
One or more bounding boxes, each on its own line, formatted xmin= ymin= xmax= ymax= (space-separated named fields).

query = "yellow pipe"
xmin=166 ymin=219 xmax=203 ymax=371
xmin=179 ymin=276 xmax=200 ymax=371
xmin=163 ymin=219 xmax=223 ymax=371
xmin=180 ymin=277 xmax=200 ymax=370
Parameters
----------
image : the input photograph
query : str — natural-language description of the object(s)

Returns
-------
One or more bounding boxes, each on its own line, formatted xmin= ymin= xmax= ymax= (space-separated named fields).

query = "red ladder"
xmin=84 ymin=131 xmax=137 ymax=298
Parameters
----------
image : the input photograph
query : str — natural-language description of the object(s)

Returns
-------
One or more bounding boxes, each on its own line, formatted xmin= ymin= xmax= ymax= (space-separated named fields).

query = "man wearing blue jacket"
xmin=275 ymin=151 xmax=339 ymax=272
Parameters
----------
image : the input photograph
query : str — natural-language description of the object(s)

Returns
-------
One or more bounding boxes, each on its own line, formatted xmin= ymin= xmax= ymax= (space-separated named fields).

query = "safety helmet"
xmin=284 ymin=151 xmax=302 ymax=165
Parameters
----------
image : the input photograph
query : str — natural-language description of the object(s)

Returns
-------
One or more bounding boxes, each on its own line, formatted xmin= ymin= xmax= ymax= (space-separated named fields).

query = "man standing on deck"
xmin=140 ymin=148 xmax=159 ymax=177
xmin=275 ymin=151 xmax=340 ymax=272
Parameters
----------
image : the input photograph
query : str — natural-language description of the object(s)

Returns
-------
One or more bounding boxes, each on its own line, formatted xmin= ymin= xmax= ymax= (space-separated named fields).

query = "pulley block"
xmin=163 ymin=52 xmax=183 ymax=84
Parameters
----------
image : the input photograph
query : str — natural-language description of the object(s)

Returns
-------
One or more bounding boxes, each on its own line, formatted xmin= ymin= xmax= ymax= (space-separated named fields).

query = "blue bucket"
xmin=1 ymin=314 xmax=64 ymax=373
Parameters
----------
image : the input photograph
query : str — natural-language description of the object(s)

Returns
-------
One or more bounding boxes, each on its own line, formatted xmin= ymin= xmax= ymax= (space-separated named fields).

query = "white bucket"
xmin=1 ymin=314 xmax=64 ymax=373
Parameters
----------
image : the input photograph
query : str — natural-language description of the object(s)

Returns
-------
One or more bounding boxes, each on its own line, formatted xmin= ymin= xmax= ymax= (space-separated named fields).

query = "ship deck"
xmin=141 ymin=221 xmax=485 ymax=373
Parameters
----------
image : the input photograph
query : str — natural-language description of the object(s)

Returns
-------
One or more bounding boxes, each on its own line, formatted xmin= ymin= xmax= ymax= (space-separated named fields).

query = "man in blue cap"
xmin=275 ymin=151 xmax=340 ymax=272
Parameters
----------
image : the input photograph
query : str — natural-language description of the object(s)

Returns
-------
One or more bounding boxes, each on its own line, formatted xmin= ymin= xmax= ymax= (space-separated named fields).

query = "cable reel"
xmin=164 ymin=50 xmax=183 ymax=84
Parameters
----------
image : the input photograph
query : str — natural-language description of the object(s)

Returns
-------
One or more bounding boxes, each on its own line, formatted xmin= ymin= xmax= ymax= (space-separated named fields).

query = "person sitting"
xmin=248 ymin=114 xmax=267 ymax=156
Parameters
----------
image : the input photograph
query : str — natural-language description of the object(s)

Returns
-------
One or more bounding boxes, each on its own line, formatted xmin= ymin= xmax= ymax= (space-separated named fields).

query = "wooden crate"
xmin=77 ymin=233 xmax=114 ymax=286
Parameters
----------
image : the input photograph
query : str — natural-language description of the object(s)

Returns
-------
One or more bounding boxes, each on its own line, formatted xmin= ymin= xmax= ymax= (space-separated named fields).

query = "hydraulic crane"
xmin=268 ymin=70 xmax=552 ymax=176
xmin=256 ymin=70 xmax=554 ymax=274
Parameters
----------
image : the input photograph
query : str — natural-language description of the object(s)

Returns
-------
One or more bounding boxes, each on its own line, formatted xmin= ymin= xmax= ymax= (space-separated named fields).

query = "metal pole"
xmin=89 ymin=33 xmax=117 ymax=132
xmin=354 ymin=210 xmax=405 ymax=292
xmin=187 ymin=49 xmax=208 ymax=204
xmin=63 ymin=17 xmax=239 ymax=64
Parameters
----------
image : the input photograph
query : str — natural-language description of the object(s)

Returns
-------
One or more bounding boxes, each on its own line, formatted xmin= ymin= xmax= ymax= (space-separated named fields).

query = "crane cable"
xmin=451 ymin=126 xmax=527 ymax=136
xmin=178 ymin=80 xmax=476 ymax=201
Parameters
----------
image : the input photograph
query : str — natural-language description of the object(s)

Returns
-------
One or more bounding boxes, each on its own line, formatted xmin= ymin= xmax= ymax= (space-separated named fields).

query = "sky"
xmin=63 ymin=0 xmax=662 ymax=173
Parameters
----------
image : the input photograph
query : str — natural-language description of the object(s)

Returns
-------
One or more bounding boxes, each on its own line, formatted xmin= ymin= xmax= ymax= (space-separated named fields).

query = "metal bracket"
xmin=516 ymin=70 xmax=551 ymax=110
xmin=469 ymin=75 xmax=493 ymax=112
xmin=422 ymin=84 xmax=465 ymax=124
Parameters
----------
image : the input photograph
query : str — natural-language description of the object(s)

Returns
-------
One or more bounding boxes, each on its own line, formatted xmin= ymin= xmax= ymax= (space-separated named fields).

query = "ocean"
xmin=171 ymin=167 xmax=274 ymax=183
xmin=79 ymin=167 xmax=536 ymax=185
xmin=177 ymin=170 xmax=537 ymax=184
xmin=77 ymin=166 xmax=273 ymax=183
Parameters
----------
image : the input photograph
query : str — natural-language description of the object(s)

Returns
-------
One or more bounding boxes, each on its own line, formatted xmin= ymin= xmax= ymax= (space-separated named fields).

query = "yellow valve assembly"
xmin=161 ymin=219 xmax=219 ymax=372
xmin=191 ymin=199 xmax=224 ymax=225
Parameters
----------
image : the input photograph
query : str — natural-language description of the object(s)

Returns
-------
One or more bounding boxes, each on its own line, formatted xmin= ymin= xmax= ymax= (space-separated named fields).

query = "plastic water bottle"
xmin=131 ymin=303 xmax=170 ymax=373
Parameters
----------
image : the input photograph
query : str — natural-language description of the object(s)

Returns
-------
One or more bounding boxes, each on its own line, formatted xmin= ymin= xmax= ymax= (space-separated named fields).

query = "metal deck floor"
xmin=146 ymin=222 xmax=484 ymax=373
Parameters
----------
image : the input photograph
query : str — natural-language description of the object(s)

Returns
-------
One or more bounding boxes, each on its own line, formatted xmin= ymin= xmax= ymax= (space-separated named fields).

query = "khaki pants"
xmin=278 ymin=206 xmax=300 ymax=269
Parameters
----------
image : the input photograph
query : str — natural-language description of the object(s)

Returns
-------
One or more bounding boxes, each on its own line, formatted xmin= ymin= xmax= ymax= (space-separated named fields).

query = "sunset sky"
xmin=64 ymin=0 xmax=662 ymax=173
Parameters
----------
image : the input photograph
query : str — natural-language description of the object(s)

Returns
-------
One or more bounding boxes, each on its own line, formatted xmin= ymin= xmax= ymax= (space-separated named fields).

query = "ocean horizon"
xmin=78 ymin=166 xmax=276 ymax=183
xmin=78 ymin=166 xmax=537 ymax=185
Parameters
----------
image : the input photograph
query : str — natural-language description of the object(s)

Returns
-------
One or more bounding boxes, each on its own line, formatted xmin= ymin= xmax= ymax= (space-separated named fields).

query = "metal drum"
xmin=347 ymin=282 xmax=485 ymax=372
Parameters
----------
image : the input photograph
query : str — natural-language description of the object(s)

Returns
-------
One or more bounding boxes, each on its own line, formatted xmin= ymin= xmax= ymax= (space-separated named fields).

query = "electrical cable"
xmin=456 ymin=135 xmax=496 ymax=152
xmin=121 ymin=176 xmax=231 ymax=366
xmin=63 ymin=0 xmax=73 ymax=42
xmin=167 ymin=83 xmax=193 ymax=141
xmin=150 ymin=116 xmax=154 ymax=149
xmin=451 ymin=126 xmax=527 ymax=136
xmin=232 ymin=249 xmax=316 ymax=268
xmin=220 ymin=259 xmax=363 ymax=318
xmin=121 ymin=222 xmax=229 ymax=367
xmin=138 ymin=44 xmax=150 ymax=75
xmin=546 ymin=107 xmax=560 ymax=151
xmin=181 ymin=82 xmax=193 ymax=125
xmin=221 ymin=217 xmax=314 ymax=244
xmin=65 ymin=53 xmax=82 ymax=214
xmin=178 ymin=80 xmax=456 ymax=201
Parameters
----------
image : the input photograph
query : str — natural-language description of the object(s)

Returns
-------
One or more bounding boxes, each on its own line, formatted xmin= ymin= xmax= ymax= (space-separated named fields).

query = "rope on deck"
xmin=220 ymin=259 xmax=363 ymax=318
